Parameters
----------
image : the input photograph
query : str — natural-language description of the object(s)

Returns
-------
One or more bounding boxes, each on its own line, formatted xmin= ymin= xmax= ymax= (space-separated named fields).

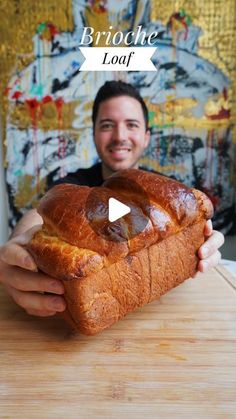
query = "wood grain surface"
xmin=1 ymin=267 xmax=236 ymax=419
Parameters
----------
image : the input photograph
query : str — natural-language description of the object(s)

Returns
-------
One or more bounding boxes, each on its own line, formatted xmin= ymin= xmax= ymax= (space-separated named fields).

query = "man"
xmin=0 ymin=81 xmax=224 ymax=318
xmin=47 ymin=80 xmax=151 ymax=187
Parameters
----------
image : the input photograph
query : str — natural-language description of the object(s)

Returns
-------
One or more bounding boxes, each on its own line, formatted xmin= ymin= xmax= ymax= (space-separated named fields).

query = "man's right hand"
xmin=0 ymin=226 xmax=66 ymax=317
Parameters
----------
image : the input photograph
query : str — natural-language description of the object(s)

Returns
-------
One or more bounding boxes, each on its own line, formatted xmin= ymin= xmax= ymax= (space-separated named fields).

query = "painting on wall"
xmin=1 ymin=0 xmax=235 ymax=232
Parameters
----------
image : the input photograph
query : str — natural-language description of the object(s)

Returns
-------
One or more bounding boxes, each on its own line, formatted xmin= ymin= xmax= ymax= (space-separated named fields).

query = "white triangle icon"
xmin=108 ymin=197 xmax=131 ymax=222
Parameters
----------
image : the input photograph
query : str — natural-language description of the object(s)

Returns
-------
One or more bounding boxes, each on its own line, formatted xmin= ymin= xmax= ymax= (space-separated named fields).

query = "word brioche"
xmin=27 ymin=169 xmax=213 ymax=335
xmin=80 ymin=25 xmax=158 ymax=46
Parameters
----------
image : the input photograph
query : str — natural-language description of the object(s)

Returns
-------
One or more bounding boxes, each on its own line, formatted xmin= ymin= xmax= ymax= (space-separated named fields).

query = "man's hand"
xmin=197 ymin=220 xmax=225 ymax=273
xmin=0 ymin=226 xmax=66 ymax=317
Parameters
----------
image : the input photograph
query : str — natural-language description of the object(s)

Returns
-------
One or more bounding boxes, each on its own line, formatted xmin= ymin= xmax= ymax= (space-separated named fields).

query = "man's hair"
xmin=92 ymin=80 xmax=149 ymax=130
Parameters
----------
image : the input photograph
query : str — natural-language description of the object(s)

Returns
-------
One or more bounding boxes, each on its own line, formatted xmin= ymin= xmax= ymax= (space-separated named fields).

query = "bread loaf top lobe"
xmin=34 ymin=169 xmax=213 ymax=263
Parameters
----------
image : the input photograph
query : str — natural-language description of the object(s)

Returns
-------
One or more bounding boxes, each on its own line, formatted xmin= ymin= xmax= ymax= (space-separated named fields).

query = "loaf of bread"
xmin=27 ymin=169 xmax=213 ymax=335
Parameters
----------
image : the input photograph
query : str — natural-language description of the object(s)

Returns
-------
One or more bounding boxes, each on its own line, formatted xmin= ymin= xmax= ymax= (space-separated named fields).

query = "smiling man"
xmin=47 ymin=80 xmax=151 ymax=187
xmin=95 ymin=95 xmax=145 ymax=170
xmin=48 ymin=81 xmax=150 ymax=188
xmin=93 ymin=82 xmax=150 ymax=178
xmin=0 ymin=80 xmax=224 ymax=318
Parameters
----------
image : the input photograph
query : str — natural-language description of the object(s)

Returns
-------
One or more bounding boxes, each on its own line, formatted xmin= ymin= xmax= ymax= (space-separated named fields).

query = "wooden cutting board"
xmin=1 ymin=266 xmax=236 ymax=418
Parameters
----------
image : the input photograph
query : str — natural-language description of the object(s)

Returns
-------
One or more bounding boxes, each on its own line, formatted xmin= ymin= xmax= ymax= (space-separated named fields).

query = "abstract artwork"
xmin=1 ymin=0 xmax=235 ymax=232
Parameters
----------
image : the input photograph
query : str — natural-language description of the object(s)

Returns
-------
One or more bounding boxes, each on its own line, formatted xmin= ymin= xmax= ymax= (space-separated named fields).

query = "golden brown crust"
xmin=35 ymin=184 xmax=130 ymax=262
xmin=28 ymin=231 xmax=105 ymax=280
xmin=62 ymin=220 xmax=206 ymax=335
xmin=103 ymin=169 xmax=202 ymax=226
xmin=27 ymin=168 xmax=214 ymax=335
xmin=191 ymin=188 xmax=214 ymax=220
xmin=28 ymin=170 xmax=213 ymax=277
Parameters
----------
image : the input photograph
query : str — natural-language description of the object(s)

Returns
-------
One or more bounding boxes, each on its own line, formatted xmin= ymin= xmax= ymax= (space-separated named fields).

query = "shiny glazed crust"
xmin=27 ymin=169 xmax=213 ymax=335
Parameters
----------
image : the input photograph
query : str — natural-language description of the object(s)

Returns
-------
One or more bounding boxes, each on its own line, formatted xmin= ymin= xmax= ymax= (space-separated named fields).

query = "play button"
xmin=85 ymin=173 xmax=151 ymax=243
xmin=108 ymin=197 xmax=130 ymax=222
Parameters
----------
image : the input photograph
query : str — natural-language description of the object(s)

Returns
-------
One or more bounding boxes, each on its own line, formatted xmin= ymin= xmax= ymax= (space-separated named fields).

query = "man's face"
xmin=94 ymin=95 xmax=150 ymax=172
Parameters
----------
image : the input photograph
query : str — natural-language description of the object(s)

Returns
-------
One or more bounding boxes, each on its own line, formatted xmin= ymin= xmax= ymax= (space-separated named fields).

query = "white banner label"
xmin=79 ymin=47 xmax=157 ymax=72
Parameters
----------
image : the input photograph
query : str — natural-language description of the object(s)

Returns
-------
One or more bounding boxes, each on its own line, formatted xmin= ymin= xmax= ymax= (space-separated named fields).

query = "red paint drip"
xmin=89 ymin=0 xmax=107 ymax=13
xmin=48 ymin=23 xmax=58 ymax=39
xmin=42 ymin=95 xmax=53 ymax=104
xmin=12 ymin=91 xmax=22 ymax=100
xmin=208 ymin=108 xmax=230 ymax=120
xmin=184 ymin=26 xmax=189 ymax=41
xmin=39 ymin=23 xmax=59 ymax=42
xmin=55 ymin=97 xmax=64 ymax=120
xmin=223 ymin=88 xmax=228 ymax=101
xmin=169 ymin=13 xmax=189 ymax=41
xmin=25 ymin=99 xmax=40 ymax=128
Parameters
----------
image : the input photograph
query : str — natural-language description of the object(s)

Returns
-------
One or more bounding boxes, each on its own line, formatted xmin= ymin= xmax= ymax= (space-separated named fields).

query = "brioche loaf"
xmin=27 ymin=169 xmax=213 ymax=335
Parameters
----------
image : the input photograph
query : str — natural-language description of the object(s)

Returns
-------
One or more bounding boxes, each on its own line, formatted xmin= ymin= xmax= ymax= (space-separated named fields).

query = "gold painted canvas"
xmin=0 ymin=0 xmax=235 ymax=231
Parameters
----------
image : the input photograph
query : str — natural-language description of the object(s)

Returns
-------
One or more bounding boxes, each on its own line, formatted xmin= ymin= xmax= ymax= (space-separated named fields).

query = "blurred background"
xmin=0 ymin=0 xmax=235 ymax=260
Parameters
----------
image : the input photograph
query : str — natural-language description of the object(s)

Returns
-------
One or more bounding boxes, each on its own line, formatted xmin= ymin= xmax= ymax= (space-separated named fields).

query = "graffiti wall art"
xmin=1 ymin=0 xmax=236 ymax=232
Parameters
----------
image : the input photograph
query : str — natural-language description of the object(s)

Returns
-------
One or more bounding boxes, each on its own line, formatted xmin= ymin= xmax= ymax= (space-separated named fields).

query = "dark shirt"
xmin=47 ymin=162 xmax=153 ymax=189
